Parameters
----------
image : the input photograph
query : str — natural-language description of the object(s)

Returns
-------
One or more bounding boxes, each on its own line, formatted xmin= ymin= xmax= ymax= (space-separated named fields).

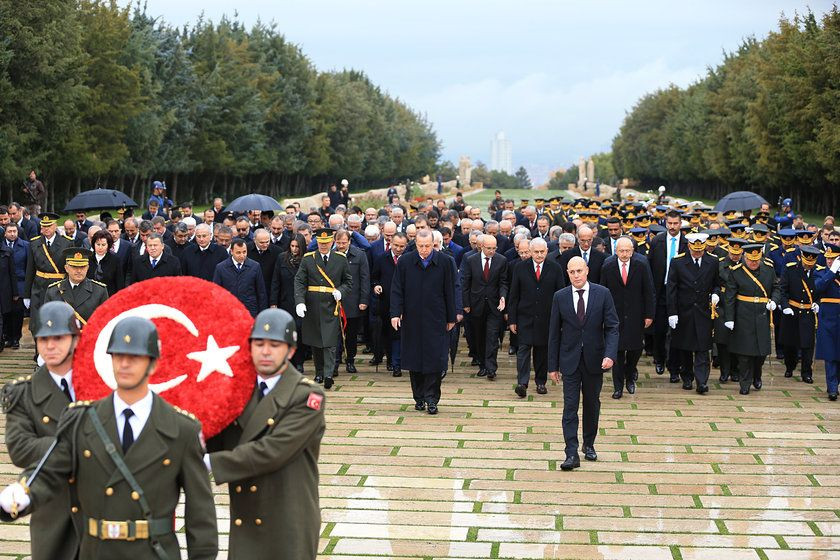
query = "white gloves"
xmin=766 ymin=301 xmax=777 ymax=311
xmin=812 ymin=303 xmax=819 ymax=314
xmin=782 ymin=307 xmax=795 ymax=316
xmin=668 ymin=315 xmax=678 ymax=329
xmin=332 ymin=290 xmax=342 ymax=302
xmin=296 ymin=303 xmax=307 ymax=318
xmin=724 ymin=321 xmax=735 ymax=330
xmin=0 ymin=483 xmax=30 ymax=515
xmin=831 ymin=259 xmax=840 ymax=273
xmin=710 ymin=294 xmax=720 ymax=306
xmin=23 ymin=299 xmax=30 ymax=309
xmin=202 ymin=453 xmax=212 ymax=472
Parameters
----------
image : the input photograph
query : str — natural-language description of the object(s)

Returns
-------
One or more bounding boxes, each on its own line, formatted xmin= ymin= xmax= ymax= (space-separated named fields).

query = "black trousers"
xmin=290 ymin=318 xmax=307 ymax=370
xmin=653 ymin=301 xmax=679 ymax=372
xmin=612 ymin=349 xmax=641 ymax=391
xmin=515 ymin=344 xmax=547 ymax=386
xmin=561 ymin=361 xmax=603 ymax=457
xmin=2 ymin=302 xmax=23 ymax=342
xmin=680 ymin=349 xmax=710 ymax=386
xmin=471 ymin=307 xmax=502 ymax=373
xmin=409 ymin=371 xmax=442 ymax=405
xmin=336 ymin=316 xmax=361 ymax=364
xmin=784 ymin=345 xmax=814 ymax=378
xmin=738 ymin=355 xmax=766 ymax=391
xmin=716 ymin=343 xmax=740 ymax=380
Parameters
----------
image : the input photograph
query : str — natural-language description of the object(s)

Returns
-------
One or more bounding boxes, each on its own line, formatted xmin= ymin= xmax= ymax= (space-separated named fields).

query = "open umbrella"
xmin=63 ymin=188 xmax=138 ymax=212
xmin=712 ymin=191 xmax=768 ymax=213
xmin=224 ymin=194 xmax=282 ymax=213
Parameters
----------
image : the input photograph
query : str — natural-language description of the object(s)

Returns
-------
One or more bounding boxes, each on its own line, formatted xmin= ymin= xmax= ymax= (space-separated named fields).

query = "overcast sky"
xmin=127 ymin=0 xmax=835 ymax=182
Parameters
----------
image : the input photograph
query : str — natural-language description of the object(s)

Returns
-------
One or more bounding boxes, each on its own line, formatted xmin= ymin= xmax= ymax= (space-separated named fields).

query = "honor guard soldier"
xmin=629 ymin=227 xmax=650 ymax=256
xmin=780 ymin=245 xmax=822 ymax=383
xmin=206 ymin=308 xmax=325 ymax=560
xmin=23 ymin=212 xmax=73 ymax=334
xmin=0 ymin=317 xmax=219 ymax=560
xmin=815 ymin=244 xmax=840 ymax=400
xmin=293 ymin=228 xmax=352 ymax=389
xmin=44 ymin=248 xmax=109 ymax=328
xmin=704 ymin=228 xmax=730 ymax=259
xmin=2 ymin=301 xmax=81 ymax=560
xmin=715 ymin=238 xmax=747 ymax=383
xmin=723 ymin=244 xmax=781 ymax=395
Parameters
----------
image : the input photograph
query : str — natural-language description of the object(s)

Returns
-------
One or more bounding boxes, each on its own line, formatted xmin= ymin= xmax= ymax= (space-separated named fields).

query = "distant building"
xmin=490 ymin=131 xmax=512 ymax=175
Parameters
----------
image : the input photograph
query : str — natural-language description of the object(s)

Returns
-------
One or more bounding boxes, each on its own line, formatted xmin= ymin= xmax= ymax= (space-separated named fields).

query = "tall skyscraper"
xmin=490 ymin=131 xmax=512 ymax=175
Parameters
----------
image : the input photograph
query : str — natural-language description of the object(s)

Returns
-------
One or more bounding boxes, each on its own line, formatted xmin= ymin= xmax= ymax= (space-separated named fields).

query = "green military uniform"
xmin=207 ymin=366 xmax=325 ymax=560
xmin=714 ymin=253 xmax=743 ymax=382
xmin=44 ymin=277 xmax=109 ymax=327
xmin=3 ymin=394 xmax=218 ymax=559
xmin=2 ymin=368 xmax=79 ymax=560
xmin=24 ymin=234 xmax=73 ymax=331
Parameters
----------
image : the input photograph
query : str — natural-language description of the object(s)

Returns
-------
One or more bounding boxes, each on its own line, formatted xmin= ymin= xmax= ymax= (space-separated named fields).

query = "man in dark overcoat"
xmin=779 ymin=245 xmax=821 ymax=383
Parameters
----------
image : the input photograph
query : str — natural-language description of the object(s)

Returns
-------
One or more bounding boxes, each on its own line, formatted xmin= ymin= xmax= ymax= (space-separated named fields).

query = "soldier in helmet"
xmin=206 ymin=308 xmax=325 ymax=560
xmin=0 ymin=316 xmax=218 ymax=560
xmin=43 ymin=247 xmax=109 ymax=327
xmin=23 ymin=212 xmax=73 ymax=335
xmin=2 ymin=301 xmax=81 ymax=560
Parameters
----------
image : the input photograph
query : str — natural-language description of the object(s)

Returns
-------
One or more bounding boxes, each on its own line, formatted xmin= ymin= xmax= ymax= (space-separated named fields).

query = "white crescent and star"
xmin=92 ymin=304 xmax=239 ymax=393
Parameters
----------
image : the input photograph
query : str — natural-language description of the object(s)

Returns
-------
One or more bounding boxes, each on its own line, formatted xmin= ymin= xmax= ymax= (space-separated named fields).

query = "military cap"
xmin=38 ymin=212 xmax=60 ymax=227
xmin=649 ymin=224 xmax=666 ymax=234
xmin=35 ymin=301 xmax=81 ymax=338
xmin=251 ymin=308 xmax=298 ymax=347
xmin=796 ymin=230 xmax=815 ymax=240
xmin=520 ymin=199 xmax=529 ymax=205
xmin=62 ymin=247 xmax=92 ymax=267
xmin=106 ymin=317 xmax=160 ymax=358
xmin=751 ymin=223 xmax=770 ymax=234
xmin=313 ymin=228 xmax=336 ymax=243
xmin=824 ymin=243 xmax=840 ymax=259
xmin=799 ymin=245 xmax=822 ymax=264
xmin=679 ymin=222 xmax=693 ymax=233
xmin=726 ymin=237 xmax=747 ymax=255
xmin=702 ymin=228 xmax=727 ymax=238
xmin=549 ymin=196 xmax=561 ymax=203
xmin=778 ymin=228 xmax=798 ymax=238
xmin=535 ymin=197 xmax=545 ymax=202
xmin=742 ymin=243 xmax=764 ymax=261
xmin=629 ymin=227 xmax=648 ymax=241
xmin=727 ymin=220 xmax=747 ymax=231
xmin=686 ymin=233 xmax=709 ymax=250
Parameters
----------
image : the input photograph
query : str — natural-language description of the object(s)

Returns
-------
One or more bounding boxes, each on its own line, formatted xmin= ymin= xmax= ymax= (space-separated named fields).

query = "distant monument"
xmin=586 ymin=158 xmax=595 ymax=185
xmin=578 ymin=157 xmax=586 ymax=188
xmin=458 ymin=155 xmax=472 ymax=188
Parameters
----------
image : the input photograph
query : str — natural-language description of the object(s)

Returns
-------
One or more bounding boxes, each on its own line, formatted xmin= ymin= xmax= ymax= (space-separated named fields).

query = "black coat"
xmin=129 ymin=252 xmax=181 ymax=284
xmin=666 ymin=253 xmax=720 ymax=352
xmin=779 ymin=262 xmax=818 ymax=348
xmin=554 ymin=246 xmax=605 ymax=285
xmin=182 ymin=244 xmax=228 ymax=282
xmin=87 ymin=252 xmax=124 ymax=296
xmin=390 ymin=250 xmax=456 ymax=373
xmin=0 ymin=247 xmax=18 ymax=313
xmin=269 ymin=253 xmax=300 ymax=315
xmin=648 ymin=232 xmax=688 ymax=299
xmin=461 ymin=252 xmax=508 ymax=316
xmin=342 ymin=246 xmax=370 ymax=319
xmin=248 ymin=243 xmax=281 ymax=296
xmin=213 ymin=257 xmax=267 ymax=317
xmin=371 ymin=251 xmax=399 ymax=319
xmin=508 ymin=258 xmax=565 ymax=346
xmin=600 ymin=254 xmax=655 ymax=350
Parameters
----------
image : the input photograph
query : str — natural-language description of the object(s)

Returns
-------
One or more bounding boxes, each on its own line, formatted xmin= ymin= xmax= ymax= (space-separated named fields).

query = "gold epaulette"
xmin=90 ymin=279 xmax=107 ymax=287
xmin=816 ymin=265 xmax=826 ymax=271
xmin=31 ymin=236 xmax=41 ymax=240
xmin=333 ymin=251 xmax=346 ymax=257
xmin=764 ymin=258 xmax=774 ymax=266
xmin=63 ymin=235 xmax=73 ymax=240
xmin=786 ymin=248 xmax=796 ymax=253
xmin=300 ymin=377 xmax=314 ymax=385
xmin=48 ymin=280 xmax=63 ymax=288
xmin=732 ymin=263 xmax=743 ymax=270
xmin=674 ymin=253 xmax=685 ymax=258
xmin=786 ymin=261 xmax=797 ymax=267
xmin=718 ymin=256 xmax=725 ymax=261
xmin=173 ymin=405 xmax=198 ymax=421
xmin=67 ymin=400 xmax=93 ymax=409
xmin=304 ymin=251 xmax=316 ymax=257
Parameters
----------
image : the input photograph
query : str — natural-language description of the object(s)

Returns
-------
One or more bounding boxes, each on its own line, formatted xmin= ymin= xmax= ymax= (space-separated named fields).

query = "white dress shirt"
xmin=257 ymin=374 xmax=282 ymax=397
xmin=113 ymin=390 xmax=154 ymax=443
xmin=572 ymin=281 xmax=590 ymax=313
xmin=619 ymin=258 xmax=630 ymax=279
xmin=112 ymin=238 xmax=121 ymax=253
xmin=664 ymin=233 xmax=681 ymax=283
xmin=48 ymin=369 xmax=75 ymax=401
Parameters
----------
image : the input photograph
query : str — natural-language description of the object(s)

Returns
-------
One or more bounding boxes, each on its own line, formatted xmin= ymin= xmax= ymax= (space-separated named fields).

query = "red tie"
xmin=385 ymin=242 xmax=390 ymax=253
xmin=393 ymin=254 xmax=398 ymax=265
xmin=621 ymin=262 xmax=628 ymax=285
xmin=535 ymin=263 xmax=541 ymax=281
xmin=483 ymin=257 xmax=490 ymax=281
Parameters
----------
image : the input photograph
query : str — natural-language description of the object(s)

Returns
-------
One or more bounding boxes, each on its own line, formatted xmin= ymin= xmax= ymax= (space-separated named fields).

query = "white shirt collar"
xmin=534 ymin=260 xmax=543 ymax=271
xmin=48 ymin=369 xmax=74 ymax=401
xmin=44 ymin=234 xmax=56 ymax=243
xmin=233 ymin=257 xmax=244 ymax=267
xmin=69 ymin=280 xmax=80 ymax=289
xmin=149 ymin=254 xmax=159 ymax=265
xmin=257 ymin=374 xmax=282 ymax=396
xmin=113 ymin=390 xmax=154 ymax=442
xmin=95 ymin=253 xmax=106 ymax=263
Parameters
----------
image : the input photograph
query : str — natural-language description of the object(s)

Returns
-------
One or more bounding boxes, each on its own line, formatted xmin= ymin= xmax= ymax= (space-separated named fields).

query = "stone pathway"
xmin=1 ymin=332 xmax=838 ymax=559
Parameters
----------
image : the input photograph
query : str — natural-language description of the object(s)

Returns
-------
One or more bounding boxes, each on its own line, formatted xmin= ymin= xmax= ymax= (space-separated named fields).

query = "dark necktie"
xmin=151 ymin=258 xmax=157 ymax=268
xmin=576 ymin=289 xmax=586 ymax=324
xmin=122 ymin=409 xmax=135 ymax=454
xmin=258 ymin=381 xmax=268 ymax=401
xmin=46 ymin=239 xmax=51 ymax=248
xmin=696 ymin=258 xmax=701 ymax=269
xmin=236 ymin=263 xmax=242 ymax=272
xmin=483 ymin=257 xmax=490 ymax=282
xmin=322 ymin=254 xmax=328 ymax=265
xmin=60 ymin=378 xmax=73 ymax=402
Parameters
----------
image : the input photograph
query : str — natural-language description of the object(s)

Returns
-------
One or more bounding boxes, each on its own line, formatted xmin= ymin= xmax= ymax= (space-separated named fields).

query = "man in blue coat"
xmin=213 ymin=239 xmax=268 ymax=317
xmin=548 ymin=256 xmax=619 ymax=470
xmin=183 ymin=224 xmax=227 ymax=282
xmin=3 ymin=223 xmax=28 ymax=348
xmin=390 ymin=230 xmax=456 ymax=414
xmin=815 ymin=243 xmax=840 ymax=400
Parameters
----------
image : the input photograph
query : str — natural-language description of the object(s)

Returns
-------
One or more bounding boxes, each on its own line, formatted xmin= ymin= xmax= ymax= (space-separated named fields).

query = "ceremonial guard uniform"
xmin=2 ymin=302 xmax=80 ymax=560
xmin=815 ymin=243 xmax=840 ymax=400
xmin=715 ymin=238 xmax=746 ymax=383
xmin=293 ymin=228 xmax=352 ymax=389
xmin=24 ymin=213 xmax=73 ymax=332
xmin=44 ymin=248 xmax=109 ymax=327
xmin=779 ymin=245 xmax=821 ymax=383
xmin=207 ymin=309 xmax=325 ymax=560
xmin=724 ymin=244 xmax=781 ymax=394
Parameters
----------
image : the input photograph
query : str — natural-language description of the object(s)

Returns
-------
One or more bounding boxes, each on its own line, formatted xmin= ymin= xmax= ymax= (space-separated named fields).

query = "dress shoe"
xmin=314 ymin=374 xmax=324 ymax=383
xmin=486 ymin=371 xmax=497 ymax=380
xmin=11 ymin=340 xmax=19 ymax=349
xmin=612 ymin=390 xmax=622 ymax=399
xmin=655 ymin=363 xmax=665 ymax=375
xmin=369 ymin=357 xmax=382 ymax=365
xmin=560 ymin=456 xmax=580 ymax=471
xmin=3 ymin=339 xmax=10 ymax=348
xmin=427 ymin=403 xmax=438 ymax=415
xmin=739 ymin=388 xmax=750 ymax=395
xmin=324 ymin=377 xmax=334 ymax=390
xmin=414 ymin=401 xmax=426 ymax=411
xmin=753 ymin=380 xmax=762 ymax=390
xmin=719 ymin=373 xmax=729 ymax=383
xmin=682 ymin=380 xmax=693 ymax=390
xmin=515 ymin=384 xmax=527 ymax=398
xmin=731 ymin=374 xmax=740 ymax=382
xmin=536 ymin=384 xmax=547 ymax=395
xmin=670 ymin=374 xmax=680 ymax=383
xmin=362 ymin=346 xmax=373 ymax=354
xmin=784 ymin=370 xmax=793 ymax=378
xmin=802 ymin=376 xmax=813 ymax=384
xmin=386 ymin=363 xmax=394 ymax=371
xmin=696 ymin=384 xmax=709 ymax=395
xmin=633 ymin=370 xmax=639 ymax=381
xmin=392 ymin=369 xmax=402 ymax=377
xmin=712 ymin=357 xmax=719 ymax=368
xmin=345 ymin=361 xmax=357 ymax=374
xmin=470 ymin=357 xmax=480 ymax=366
xmin=583 ymin=446 xmax=597 ymax=461
xmin=626 ymin=382 xmax=635 ymax=395
xmin=829 ymin=392 xmax=838 ymax=401
xmin=476 ymin=369 xmax=487 ymax=377
xmin=508 ymin=347 xmax=516 ymax=356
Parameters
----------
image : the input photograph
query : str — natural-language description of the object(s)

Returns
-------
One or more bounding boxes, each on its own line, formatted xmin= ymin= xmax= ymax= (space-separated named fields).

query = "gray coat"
xmin=342 ymin=246 xmax=370 ymax=319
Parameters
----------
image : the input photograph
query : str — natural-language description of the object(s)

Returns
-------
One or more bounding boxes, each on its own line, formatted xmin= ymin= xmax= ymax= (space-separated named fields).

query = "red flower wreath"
xmin=72 ymin=276 xmax=256 ymax=437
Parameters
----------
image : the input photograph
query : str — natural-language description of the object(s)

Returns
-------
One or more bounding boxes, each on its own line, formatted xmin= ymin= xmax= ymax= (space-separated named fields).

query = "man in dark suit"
xmin=548 ymin=256 xmax=619 ymax=471
xmin=647 ymin=210 xmax=687 ymax=377
xmin=74 ymin=212 xmax=93 ymax=234
xmin=248 ymin=229 xmax=281 ymax=296
xmin=8 ymin=203 xmax=37 ymax=240
xmin=2 ymin=223 xmax=28 ymax=348
xmin=213 ymin=239 xmax=267 ymax=317
xmin=105 ymin=220 xmax=132 ymax=282
xmin=555 ymin=225 xmax=606 ymax=285
xmin=61 ymin=220 xmax=86 ymax=247
xmin=333 ymin=230 xmax=370 ymax=373
xmin=128 ymin=233 xmax=181 ymax=284
xmin=600 ymin=237 xmax=655 ymax=398
xmin=182 ymin=224 xmax=227 ymax=282
xmin=371 ymin=232 xmax=407 ymax=374
xmin=508 ymin=238 xmax=565 ymax=398
xmin=602 ymin=218 xmax=623 ymax=256
xmin=461 ymin=234 xmax=508 ymax=380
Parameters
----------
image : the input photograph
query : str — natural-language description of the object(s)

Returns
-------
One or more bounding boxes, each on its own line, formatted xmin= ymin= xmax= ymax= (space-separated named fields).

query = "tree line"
xmin=610 ymin=7 xmax=840 ymax=217
xmin=0 ymin=0 xmax=440 ymax=210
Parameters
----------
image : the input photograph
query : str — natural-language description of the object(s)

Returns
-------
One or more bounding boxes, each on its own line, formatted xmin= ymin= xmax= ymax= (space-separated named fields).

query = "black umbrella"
xmin=224 ymin=194 xmax=282 ymax=213
xmin=63 ymin=188 xmax=138 ymax=212
xmin=712 ymin=191 xmax=768 ymax=213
